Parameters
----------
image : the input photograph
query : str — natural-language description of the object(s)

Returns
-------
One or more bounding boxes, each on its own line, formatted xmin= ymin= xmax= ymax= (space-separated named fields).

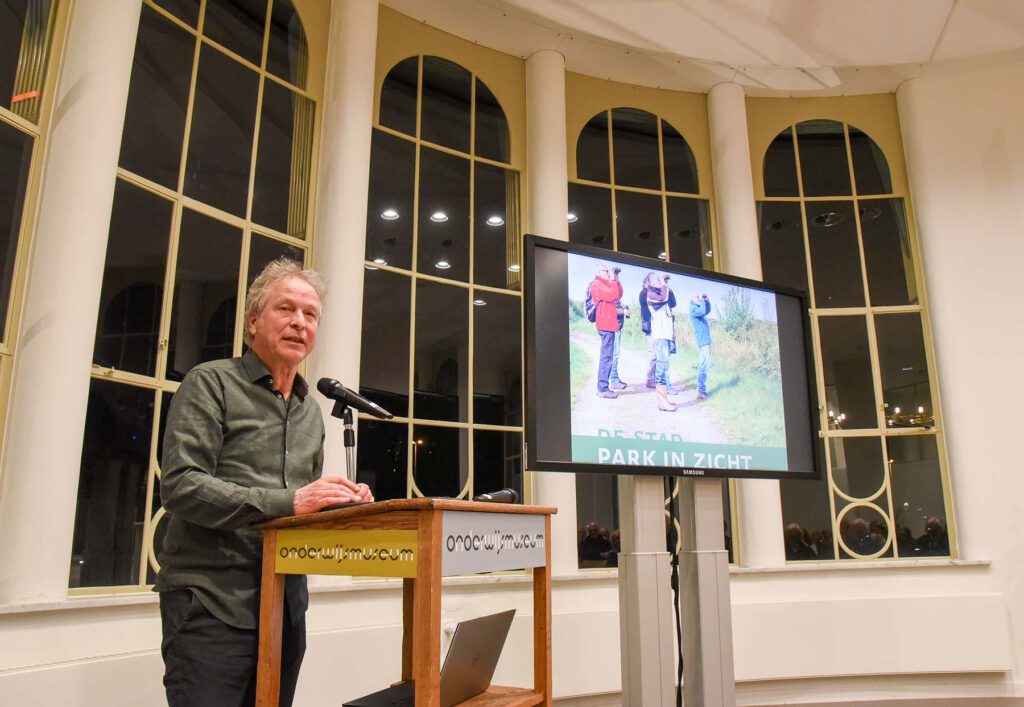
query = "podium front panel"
xmin=441 ymin=511 xmax=546 ymax=576
xmin=274 ymin=529 xmax=418 ymax=577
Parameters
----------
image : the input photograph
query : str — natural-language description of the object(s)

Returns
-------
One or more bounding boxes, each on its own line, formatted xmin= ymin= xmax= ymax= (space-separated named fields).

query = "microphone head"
xmin=317 ymin=377 xmax=342 ymax=397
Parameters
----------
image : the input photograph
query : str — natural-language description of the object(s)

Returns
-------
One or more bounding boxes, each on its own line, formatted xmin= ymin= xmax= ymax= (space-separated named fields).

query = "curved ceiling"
xmin=382 ymin=0 xmax=1024 ymax=95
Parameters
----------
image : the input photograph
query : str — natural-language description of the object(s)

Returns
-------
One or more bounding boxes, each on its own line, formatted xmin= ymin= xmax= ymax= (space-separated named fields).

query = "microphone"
xmin=472 ymin=488 xmax=520 ymax=504
xmin=317 ymin=378 xmax=394 ymax=420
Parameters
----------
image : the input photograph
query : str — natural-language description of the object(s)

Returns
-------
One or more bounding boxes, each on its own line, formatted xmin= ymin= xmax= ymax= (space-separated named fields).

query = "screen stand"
xmin=616 ymin=475 xmax=674 ymax=706
xmin=679 ymin=477 xmax=736 ymax=705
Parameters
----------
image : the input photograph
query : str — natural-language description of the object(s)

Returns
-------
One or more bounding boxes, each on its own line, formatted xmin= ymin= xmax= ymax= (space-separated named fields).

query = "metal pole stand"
xmin=330 ymin=401 xmax=357 ymax=482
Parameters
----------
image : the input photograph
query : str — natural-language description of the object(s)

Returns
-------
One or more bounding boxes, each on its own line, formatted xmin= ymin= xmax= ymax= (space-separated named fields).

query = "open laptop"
xmin=343 ymin=609 xmax=516 ymax=707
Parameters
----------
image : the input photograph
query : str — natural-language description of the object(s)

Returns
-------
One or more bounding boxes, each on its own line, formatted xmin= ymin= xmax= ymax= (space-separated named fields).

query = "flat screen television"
xmin=524 ymin=235 xmax=823 ymax=480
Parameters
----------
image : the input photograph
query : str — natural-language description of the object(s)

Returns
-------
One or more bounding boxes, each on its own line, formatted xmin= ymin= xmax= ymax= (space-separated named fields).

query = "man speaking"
xmin=156 ymin=258 xmax=373 ymax=706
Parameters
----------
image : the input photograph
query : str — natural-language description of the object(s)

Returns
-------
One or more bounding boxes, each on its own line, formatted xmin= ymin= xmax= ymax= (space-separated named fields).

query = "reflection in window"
xmin=365 ymin=129 xmax=415 ymax=270
xmin=379 ymin=56 xmax=418 ymax=137
xmin=412 ymin=424 xmax=468 ymax=498
xmin=183 ymin=45 xmax=259 ymax=217
xmin=805 ymin=201 xmax=864 ymax=308
xmin=759 ymin=117 xmax=951 ymax=561
xmin=359 ymin=268 xmax=411 ymax=415
xmin=0 ymin=119 xmax=34 ymax=341
xmin=417 ymin=147 xmax=470 ymax=282
xmin=568 ymin=183 xmax=613 ymax=249
xmin=615 ymin=190 xmax=664 ymax=260
xmin=357 ymin=419 xmax=408 ymax=502
xmin=0 ymin=0 xmax=55 ymax=123
xmin=119 ymin=6 xmax=193 ymax=189
xmin=666 ymin=197 xmax=710 ymax=268
xmin=414 ymin=279 xmax=468 ymax=422
xmin=474 ymin=163 xmax=519 ymax=289
xmin=165 ymin=210 xmax=242 ymax=381
xmin=266 ymin=0 xmax=308 ymax=89
xmin=475 ymin=79 xmax=510 ymax=163
xmin=473 ymin=430 xmax=522 ymax=500
xmin=203 ymin=0 xmax=267 ymax=67
xmin=612 ymin=108 xmax=660 ymax=190
xmin=796 ymin=119 xmax=851 ymax=197
xmin=421 ymin=56 xmax=472 ymax=154
xmin=576 ymin=112 xmax=610 ymax=184
xmin=889 ymin=436 xmax=948 ymax=556
xmin=253 ymin=80 xmax=315 ymax=237
xmin=818 ymin=316 xmax=877 ymax=430
xmin=70 ymin=379 xmax=154 ymax=587
xmin=473 ymin=291 xmax=522 ymax=426
xmin=757 ymin=201 xmax=807 ymax=293
xmin=876 ymin=313 xmax=933 ymax=428
xmin=861 ymin=199 xmax=916 ymax=306
xmin=94 ymin=180 xmax=172 ymax=375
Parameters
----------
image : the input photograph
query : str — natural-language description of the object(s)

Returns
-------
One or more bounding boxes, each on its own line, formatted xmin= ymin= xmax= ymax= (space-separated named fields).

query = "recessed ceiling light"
xmin=658 ymin=252 xmax=667 ymax=260
xmin=486 ymin=215 xmax=504 ymax=227
xmin=435 ymin=260 xmax=451 ymax=270
xmin=430 ymin=211 xmax=448 ymax=223
xmin=373 ymin=257 xmax=387 ymax=266
xmin=567 ymin=212 xmax=578 ymax=223
xmin=380 ymin=208 xmax=399 ymax=220
xmin=508 ymin=263 xmax=521 ymax=272
xmin=364 ymin=264 xmax=379 ymax=271
xmin=705 ymin=250 xmax=713 ymax=257
xmin=473 ymin=299 xmax=487 ymax=306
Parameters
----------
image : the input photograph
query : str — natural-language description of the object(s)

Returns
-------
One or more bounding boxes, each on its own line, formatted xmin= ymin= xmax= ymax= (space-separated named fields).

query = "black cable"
xmin=671 ymin=542 xmax=683 ymax=707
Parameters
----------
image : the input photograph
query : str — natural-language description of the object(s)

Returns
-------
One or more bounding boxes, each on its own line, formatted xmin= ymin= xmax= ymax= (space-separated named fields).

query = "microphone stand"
xmin=329 ymin=400 xmax=357 ymax=482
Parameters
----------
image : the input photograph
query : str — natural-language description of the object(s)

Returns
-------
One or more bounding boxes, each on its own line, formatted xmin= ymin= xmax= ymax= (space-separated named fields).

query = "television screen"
xmin=524 ymin=235 xmax=823 ymax=480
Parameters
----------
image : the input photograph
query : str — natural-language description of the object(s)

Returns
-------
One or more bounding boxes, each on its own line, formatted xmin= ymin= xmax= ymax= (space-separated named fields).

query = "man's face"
xmin=248 ymin=276 xmax=321 ymax=370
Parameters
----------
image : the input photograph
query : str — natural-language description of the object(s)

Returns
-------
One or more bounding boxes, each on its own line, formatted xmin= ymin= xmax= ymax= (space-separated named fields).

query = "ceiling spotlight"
xmin=486 ymin=215 xmax=505 ymax=227
xmin=705 ymin=250 xmax=713 ymax=258
xmin=364 ymin=264 xmax=379 ymax=271
xmin=567 ymin=212 xmax=578 ymax=223
xmin=508 ymin=263 xmax=521 ymax=273
xmin=380 ymin=208 xmax=399 ymax=220
xmin=473 ymin=299 xmax=487 ymax=306
xmin=658 ymin=252 xmax=667 ymax=260
xmin=435 ymin=260 xmax=451 ymax=270
xmin=430 ymin=211 xmax=449 ymax=223
xmin=373 ymin=257 xmax=387 ymax=266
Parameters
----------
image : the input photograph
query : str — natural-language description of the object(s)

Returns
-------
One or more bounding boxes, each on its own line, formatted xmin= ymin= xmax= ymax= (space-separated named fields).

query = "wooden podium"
xmin=252 ymin=498 xmax=556 ymax=706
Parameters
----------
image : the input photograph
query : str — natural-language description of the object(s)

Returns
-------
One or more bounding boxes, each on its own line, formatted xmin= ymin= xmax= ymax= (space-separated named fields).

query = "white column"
xmin=708 ymin=80 xmax=785 ymax=568
xmin=307 ymin=0 xmax=379 ymax=478
xmin=0 ymin=0 xmax=143 ymax=602
xmin=525 ymin=50 xmax=569 ymax=241
xmin=524 ymin=49 xmax=577 ymax=574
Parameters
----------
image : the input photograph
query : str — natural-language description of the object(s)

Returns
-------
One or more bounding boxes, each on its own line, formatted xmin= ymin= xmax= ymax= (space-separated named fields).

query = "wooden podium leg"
xmin=256 ymin=531 xmax=285 ymax=707
xmin=401 ymin=578 xmax=414 ymax=681
xmin=534 ymin=515 xmax=552 ymax=705
xmin=412 ymin=510 xmax=442 ymax=706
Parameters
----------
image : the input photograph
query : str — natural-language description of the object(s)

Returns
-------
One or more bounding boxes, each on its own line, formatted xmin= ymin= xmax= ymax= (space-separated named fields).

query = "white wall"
xmin=898 ymin=57 xmax=1024 ymax=683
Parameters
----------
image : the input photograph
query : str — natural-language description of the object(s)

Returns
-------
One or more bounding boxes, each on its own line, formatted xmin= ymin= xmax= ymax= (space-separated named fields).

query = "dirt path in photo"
xmin=570 ymin=331 xmax=728 ymax=443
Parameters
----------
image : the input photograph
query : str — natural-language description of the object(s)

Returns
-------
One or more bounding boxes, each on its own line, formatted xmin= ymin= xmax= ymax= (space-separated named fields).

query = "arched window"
xmin=569 ymin=107 xmax=731 ymax=569
xmin=759 ymin=119 xmax=952 ymax=562
xmin=356 ymin=55 xmax=523 ymax=505
xmin=72 ymin=0 xmax=325 ymax=590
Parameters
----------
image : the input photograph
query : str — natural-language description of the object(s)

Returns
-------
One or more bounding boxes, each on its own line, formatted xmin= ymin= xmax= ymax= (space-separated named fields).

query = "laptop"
xmin=343 ymin=609 xmax=516 ymax=707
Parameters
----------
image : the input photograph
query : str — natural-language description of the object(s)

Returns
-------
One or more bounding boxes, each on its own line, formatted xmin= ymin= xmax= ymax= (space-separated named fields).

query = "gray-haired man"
xmin=156 ymin=258 xmax=373 ymax=706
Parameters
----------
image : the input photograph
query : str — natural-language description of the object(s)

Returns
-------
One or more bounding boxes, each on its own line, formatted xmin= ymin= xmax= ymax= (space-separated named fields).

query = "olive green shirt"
xmin=155 ymin=350 xmax=325 ymax=629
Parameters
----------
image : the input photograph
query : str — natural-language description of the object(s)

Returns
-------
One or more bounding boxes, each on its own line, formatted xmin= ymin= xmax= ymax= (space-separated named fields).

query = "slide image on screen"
xmin=567 ymin=251 xmax=788 ymax=472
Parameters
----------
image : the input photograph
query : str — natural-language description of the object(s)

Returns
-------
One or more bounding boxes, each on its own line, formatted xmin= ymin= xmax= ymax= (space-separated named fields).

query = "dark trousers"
xmin=597 ymin=330 xmax=616 ymax=392
xmin=160 ymin=589 xmax=306 ymax=707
